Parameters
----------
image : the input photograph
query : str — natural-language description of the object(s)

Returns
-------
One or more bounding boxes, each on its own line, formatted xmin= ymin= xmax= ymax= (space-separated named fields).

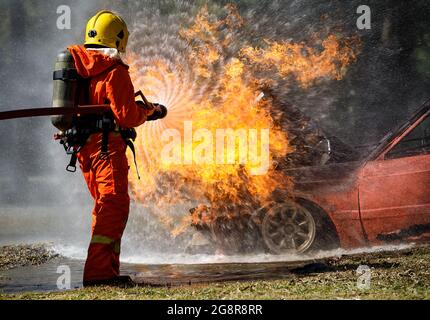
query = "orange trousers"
xmin=77 ymin=132 xmax=130 ymax=282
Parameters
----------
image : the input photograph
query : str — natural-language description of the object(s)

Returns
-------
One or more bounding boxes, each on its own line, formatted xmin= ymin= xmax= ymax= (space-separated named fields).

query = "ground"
xmin=0 ymin=244 xmax=59 ymax=271
xmin=1 ymin=245 xmax=429 ymax=300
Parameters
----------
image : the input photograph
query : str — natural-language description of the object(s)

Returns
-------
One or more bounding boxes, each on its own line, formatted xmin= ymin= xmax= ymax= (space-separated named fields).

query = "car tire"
xmin=260 ymin=199 xmax=340 ymax=254
xmin=297 ymin=198 xmax=340 ymax=253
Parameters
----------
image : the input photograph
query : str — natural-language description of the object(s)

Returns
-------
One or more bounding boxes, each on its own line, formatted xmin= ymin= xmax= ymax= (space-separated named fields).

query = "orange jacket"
xmin=68 ymin=45 xmax=147 ymax=128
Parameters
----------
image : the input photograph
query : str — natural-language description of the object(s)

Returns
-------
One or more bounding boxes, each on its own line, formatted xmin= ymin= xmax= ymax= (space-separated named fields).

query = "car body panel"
xmin=287 ymin=162 xmax=367 ymax=248
xmin=290 ymin=100 xmax=430 ymax=249
xmin=359 ymin=154 xmax=430 ymax=243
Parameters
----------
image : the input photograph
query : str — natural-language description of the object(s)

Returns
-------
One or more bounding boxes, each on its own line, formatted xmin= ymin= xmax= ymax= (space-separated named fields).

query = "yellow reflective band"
xmin=90 ymin=235 xmax=121 ymax=254
xmin=90 ymin=235 xmax=115 ymax=245
xmin=113 ymin=241 xmax=121 ymax=255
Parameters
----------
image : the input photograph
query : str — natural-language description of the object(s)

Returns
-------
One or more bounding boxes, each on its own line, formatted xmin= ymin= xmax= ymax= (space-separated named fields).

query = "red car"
xmin=190 ymin=100 xmax=430 ymax=255
xmin=266 ymin=99 xmax=430 ymax=254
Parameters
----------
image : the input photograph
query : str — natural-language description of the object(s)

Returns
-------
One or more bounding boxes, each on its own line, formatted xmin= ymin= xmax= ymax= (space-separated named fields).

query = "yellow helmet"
xmin=84 ymin=10 xmax=129 ymax=53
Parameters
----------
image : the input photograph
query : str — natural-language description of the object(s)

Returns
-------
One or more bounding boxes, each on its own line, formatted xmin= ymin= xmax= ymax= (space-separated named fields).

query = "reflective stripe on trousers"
xmin=90 ymin=235 xmax=121 ymax=254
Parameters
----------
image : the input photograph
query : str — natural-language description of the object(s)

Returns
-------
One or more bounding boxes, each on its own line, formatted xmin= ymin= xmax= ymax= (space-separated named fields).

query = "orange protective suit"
xmin=68 ymin=45 xmax=147 ymax=283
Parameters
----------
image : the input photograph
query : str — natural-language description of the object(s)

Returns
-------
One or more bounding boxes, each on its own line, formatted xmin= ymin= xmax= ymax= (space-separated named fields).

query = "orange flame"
xmin=124 ymin=5 xmax=361 ymax=236
xmin=241 ymin=35 xmax=360 ymax=87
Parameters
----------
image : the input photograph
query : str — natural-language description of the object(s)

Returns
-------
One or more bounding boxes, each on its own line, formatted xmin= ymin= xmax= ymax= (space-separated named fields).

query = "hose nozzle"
xmin=135 ymin=90 xmax=168 ymax=121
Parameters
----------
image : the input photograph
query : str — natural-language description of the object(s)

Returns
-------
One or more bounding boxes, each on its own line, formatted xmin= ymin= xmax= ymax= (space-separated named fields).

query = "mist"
xmin=0 ymin=0 xmax=429 ymax=263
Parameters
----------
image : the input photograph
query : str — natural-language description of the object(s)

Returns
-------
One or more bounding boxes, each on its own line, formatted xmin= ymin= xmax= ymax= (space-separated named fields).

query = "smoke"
xmin=1 ymin=1 xmax=429 ymax=263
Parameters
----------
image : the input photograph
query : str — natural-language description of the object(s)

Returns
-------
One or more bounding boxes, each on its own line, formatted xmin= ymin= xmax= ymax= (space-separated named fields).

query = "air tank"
xmin=51 ymin=50 xmax=78 ymax=131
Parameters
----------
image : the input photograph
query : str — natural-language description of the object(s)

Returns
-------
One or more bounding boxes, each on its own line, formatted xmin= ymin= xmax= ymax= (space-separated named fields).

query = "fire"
xmin=241 ymin=34 xmax=360 ymax=87
xmin=124 ymin=5 xmax=361 ymax=236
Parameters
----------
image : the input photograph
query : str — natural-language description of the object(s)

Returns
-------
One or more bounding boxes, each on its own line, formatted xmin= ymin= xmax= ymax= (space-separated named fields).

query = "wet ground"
xmin=0 ymin=255 xmax=323 ymax=293
xmin=1 ymin=243 xmax=429 ymax=295
xmin=0 ymin=257 xmax=82 ymax=293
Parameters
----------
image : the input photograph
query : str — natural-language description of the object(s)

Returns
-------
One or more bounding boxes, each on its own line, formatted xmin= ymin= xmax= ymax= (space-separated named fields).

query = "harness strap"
xmin=101 ymin=129 xmax=109 ymax=158
xmin=66 ymin=151 xmax=78 ymax=172
xmin=53 ymin=69 xmax=78 ymax=81
xmin=124 ymin=138 xmax=140 ymax=180
xmin=61 ymin=115 xmax=141 ymax=179
xmin=100 ymin=113 xmax=113 ymax=159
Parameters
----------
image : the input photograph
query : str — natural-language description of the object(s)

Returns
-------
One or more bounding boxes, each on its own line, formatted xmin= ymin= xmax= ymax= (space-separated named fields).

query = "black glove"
xmin=146 ymin=103 xmax=168 ymax=121
xmin=136 ymin=100 xmax=146 ymax=108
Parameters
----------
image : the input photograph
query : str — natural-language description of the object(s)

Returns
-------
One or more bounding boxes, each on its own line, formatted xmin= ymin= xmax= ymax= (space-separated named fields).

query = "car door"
xmin=358 ymin=111 xmax=430 ymax=243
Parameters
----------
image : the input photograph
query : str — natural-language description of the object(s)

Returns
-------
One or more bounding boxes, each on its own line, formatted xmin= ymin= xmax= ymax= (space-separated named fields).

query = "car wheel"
xmin=261 ymin=200 xmax=339 ymax=254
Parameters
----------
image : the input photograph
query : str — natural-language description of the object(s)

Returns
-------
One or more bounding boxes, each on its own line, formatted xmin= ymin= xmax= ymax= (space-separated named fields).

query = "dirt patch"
xmin=0 ymin=244 xmax=59 ymax=271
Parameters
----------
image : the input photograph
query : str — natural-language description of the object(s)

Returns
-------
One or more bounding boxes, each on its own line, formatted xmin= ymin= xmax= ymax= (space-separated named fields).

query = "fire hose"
xmin=0 ymin=91 xmax=167 ymax=122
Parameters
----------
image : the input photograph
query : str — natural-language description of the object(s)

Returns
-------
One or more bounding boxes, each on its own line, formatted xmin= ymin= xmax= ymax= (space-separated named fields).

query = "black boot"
xmin=83 ymin=275 xmax=136 ymax=288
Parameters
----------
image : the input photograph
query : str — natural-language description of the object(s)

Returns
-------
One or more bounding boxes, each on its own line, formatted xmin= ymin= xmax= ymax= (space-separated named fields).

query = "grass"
xmin=1 ymin=246 xmax=430 ymax=300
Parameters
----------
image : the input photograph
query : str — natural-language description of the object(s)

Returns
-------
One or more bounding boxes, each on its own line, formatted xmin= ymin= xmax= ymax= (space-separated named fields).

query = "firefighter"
xmin=65 ymin=10 xmax=165 ymax=286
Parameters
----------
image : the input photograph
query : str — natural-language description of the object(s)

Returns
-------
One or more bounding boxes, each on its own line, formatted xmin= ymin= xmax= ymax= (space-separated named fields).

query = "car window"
xmin=385 ymin=114 xmax=430 ymax=159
